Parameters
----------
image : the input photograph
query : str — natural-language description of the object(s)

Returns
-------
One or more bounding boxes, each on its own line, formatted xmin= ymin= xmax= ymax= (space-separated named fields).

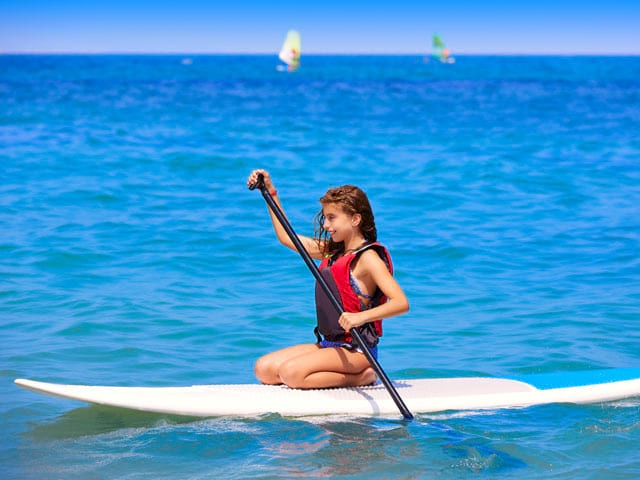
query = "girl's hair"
xmin=313 ymin=185 xmax=377 ymax=256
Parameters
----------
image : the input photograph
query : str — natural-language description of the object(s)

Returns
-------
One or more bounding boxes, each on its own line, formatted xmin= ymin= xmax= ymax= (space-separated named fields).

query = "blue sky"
xmin=1 ymin=0 xmax=639 ymax=54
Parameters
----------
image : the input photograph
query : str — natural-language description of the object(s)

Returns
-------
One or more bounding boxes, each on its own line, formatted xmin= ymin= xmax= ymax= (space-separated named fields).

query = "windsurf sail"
xmin=278 ymin=30 xmax=301 ymax=71
xmin=432 ymin=33 xmax=455 ymax=64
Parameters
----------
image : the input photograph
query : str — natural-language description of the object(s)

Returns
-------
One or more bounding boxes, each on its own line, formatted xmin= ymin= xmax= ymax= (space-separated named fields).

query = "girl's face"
xmin=322 ymin=203 xmax=361 ymax=243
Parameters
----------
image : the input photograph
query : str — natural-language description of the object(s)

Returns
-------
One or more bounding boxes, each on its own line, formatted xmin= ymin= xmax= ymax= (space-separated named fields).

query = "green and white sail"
xmin=432 ymin=33 xmax=455 ymax=64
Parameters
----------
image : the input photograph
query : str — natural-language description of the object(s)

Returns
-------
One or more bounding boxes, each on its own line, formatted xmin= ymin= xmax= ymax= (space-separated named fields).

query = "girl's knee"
xmin=254 ymin=356 xmax=279 ymax=384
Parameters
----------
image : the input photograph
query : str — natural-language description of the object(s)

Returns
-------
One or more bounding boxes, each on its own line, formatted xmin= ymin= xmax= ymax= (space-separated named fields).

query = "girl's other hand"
xmin=247 ymin=169 xmax=274 ymax=191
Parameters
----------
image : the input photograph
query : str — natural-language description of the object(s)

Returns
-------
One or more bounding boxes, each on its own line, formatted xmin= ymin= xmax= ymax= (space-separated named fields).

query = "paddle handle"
xmin=250 ymin=174 xmax=413 ymax=420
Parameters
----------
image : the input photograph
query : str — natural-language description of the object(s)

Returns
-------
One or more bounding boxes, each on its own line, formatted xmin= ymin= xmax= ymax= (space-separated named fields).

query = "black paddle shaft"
xmin=249 ymin=174 xmax=413 ymax=420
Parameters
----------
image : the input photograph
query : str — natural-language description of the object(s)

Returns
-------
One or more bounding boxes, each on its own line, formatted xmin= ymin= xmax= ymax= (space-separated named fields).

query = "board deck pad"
xmin=15 ymin=368 xmax=640 ymax=417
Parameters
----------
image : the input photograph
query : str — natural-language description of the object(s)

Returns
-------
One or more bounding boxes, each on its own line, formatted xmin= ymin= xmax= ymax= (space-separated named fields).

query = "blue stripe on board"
xmin=510 ymin=368 xmax=640 ymax=390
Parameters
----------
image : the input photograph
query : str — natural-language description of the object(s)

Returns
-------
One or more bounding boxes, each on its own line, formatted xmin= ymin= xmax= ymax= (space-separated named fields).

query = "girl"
xmin=247 ymin=169 xmax=409 ymax=389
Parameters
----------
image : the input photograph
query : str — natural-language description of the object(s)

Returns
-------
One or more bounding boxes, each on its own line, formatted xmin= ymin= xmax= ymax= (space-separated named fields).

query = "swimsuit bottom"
xmin=319 ymin=339 xmax=378 ymax=360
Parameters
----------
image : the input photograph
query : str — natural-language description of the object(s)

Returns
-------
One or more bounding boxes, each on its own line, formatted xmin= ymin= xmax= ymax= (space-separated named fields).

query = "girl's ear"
xmin=351 ymin=213 xmax=362 ymax=227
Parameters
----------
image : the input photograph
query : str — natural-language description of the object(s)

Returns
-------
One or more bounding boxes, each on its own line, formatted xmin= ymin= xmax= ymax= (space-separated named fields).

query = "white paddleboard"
xmin=15 ymin=368 xmax=640 ymax=418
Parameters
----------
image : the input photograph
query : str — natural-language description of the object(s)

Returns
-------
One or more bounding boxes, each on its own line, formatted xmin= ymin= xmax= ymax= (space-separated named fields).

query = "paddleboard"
xmin=15 ymin=368 xmax=640 ymax=418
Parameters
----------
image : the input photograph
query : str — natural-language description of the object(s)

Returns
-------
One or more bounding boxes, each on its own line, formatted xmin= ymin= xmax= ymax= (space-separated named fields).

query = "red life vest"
xmin=314 ymin=242 xmax=392 ymax=348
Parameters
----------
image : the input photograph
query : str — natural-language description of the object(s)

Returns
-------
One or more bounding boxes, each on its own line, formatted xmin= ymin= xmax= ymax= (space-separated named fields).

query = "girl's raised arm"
xmin=247 ymin=169 xmax=324 ymax=260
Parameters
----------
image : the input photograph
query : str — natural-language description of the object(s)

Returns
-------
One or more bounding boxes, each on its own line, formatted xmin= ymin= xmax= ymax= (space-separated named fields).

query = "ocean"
xmin=1 ymin=54 xmax=639 ymax=479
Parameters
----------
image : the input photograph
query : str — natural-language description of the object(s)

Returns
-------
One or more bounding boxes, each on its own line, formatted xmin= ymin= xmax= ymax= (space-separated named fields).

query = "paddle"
xmin=249 ymin=174 xmax=414 ymax=420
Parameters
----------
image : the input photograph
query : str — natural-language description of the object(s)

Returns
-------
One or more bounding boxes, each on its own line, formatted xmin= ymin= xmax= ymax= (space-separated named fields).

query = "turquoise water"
xmin=2 ymin=54 xmax=640 ymax=478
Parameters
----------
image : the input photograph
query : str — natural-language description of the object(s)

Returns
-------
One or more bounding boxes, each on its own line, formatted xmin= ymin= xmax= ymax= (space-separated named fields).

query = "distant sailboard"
xmin=432 ymin=33 xmax=455 ymax=64
xmin=15 ymin=368 xmax=640 ymax=418
xmin=277 ymin=30 xmax=301 ymax=72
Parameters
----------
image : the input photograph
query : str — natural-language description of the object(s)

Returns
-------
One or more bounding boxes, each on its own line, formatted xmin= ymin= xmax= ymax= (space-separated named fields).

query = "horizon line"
xmin=2 ymin=51 xmax=639 ymax=57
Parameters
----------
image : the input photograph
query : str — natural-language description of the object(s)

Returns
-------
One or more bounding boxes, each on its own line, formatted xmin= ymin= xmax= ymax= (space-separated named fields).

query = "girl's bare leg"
xmin=278 ymin=347 xmax=376 ymax=389
xmin=254 ymin=343 xmax=320 ymax=384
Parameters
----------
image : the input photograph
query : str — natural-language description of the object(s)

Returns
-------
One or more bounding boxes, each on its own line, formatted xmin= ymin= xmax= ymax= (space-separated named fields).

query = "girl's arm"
xmin=247 ymin=169 xmax=325 ymax=260
xmin=338 ymin=249 xmax=409 ymax=330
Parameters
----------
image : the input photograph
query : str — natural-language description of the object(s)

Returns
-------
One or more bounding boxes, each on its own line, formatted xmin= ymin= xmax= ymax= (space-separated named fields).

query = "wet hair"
xmin=313 ymin=185 xmax=377 ymax=256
